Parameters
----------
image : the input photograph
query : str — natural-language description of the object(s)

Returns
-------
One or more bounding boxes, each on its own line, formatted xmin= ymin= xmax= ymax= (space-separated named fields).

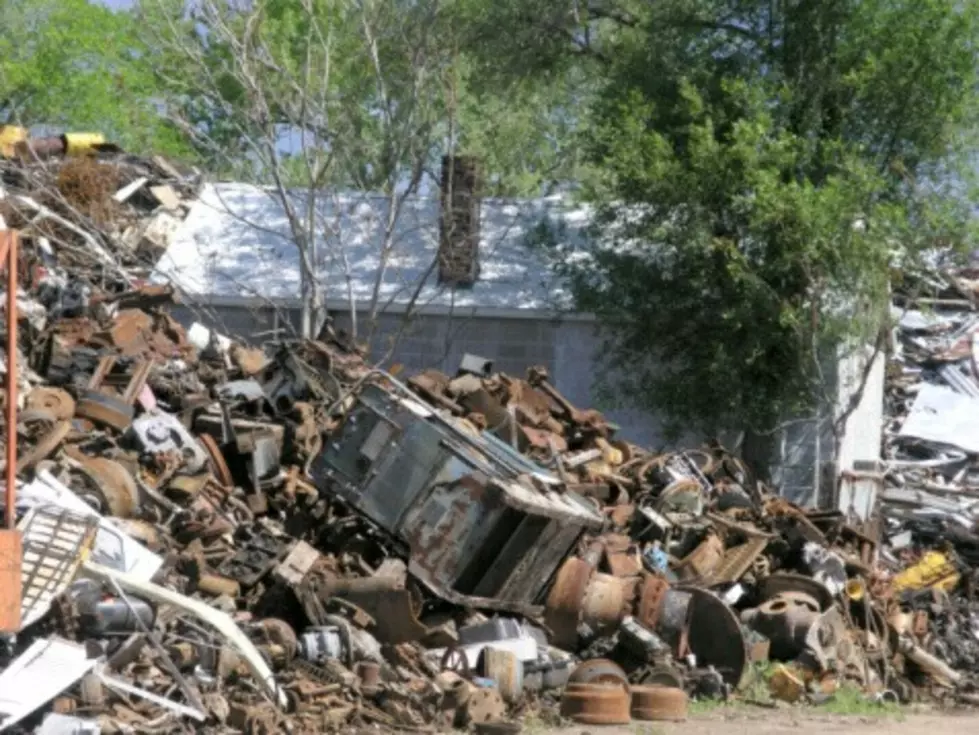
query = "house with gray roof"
xmin=151 ymin=159 xmax=675 ymax=448
xmin=151 ymin=157 xmax=885 ymax=511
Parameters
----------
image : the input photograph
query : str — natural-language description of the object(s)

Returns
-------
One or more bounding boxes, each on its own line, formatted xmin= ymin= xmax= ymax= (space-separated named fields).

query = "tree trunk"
xmin=300 ymin=281 xmax=313 ymax=339
xmin=299 ymin=244 xmax=323 ymax=340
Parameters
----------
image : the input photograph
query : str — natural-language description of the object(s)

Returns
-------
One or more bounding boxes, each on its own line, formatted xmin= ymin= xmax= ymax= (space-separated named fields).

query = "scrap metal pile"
xmin=877 ymin=260 xmax=979 ymax=687
xmin=0 ymin=143 xmax=977 ymax=733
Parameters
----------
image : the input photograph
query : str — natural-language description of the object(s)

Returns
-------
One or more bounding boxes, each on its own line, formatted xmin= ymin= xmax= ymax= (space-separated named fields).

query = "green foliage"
xmin=446 ymin=0 xmax=647 ymax=195
xmin=0 ymin=0 xmax=189 ymax=156
xmin=449 ymin=55 xmax=590 ymax=197
xmin=543 ymin=0 xmax=979 ymax=436
xmin=139 ymin=0 xmax=596 ymax=195
xmin=686 ymin=664 xmax=904 ymax=718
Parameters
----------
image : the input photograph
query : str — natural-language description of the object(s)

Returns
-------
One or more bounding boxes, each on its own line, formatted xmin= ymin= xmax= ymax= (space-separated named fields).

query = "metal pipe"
xmin=5 ymin=231 xmax=16 ymax=529
xmin=897 ymin=636 xmax=963 ymax=685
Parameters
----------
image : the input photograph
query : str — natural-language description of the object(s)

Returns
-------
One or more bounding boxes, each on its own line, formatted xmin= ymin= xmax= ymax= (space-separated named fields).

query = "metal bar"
xmin=5 ymin=231 xmax=17 ymax=529
xmin=103 ymin=575 xmax=207 ymax=714
xmin=97 ymin=670 xmax=206 ymax=721
xmin=86 ymin=355 xmax=116 ymax=391
xmin=121 ymin=360 xmax=152 ymax=405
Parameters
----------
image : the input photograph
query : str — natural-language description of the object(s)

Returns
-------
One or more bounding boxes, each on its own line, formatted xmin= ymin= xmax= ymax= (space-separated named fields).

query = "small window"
xmin=360 ymin=420 xmax=395 ymax=462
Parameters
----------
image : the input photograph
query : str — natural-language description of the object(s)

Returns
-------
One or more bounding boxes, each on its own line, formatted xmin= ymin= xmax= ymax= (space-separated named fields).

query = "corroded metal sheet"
xmin=316 ymin=382 xmax=603 ymax=615
xmin=705 ymin=537 xmax=769 ymax=586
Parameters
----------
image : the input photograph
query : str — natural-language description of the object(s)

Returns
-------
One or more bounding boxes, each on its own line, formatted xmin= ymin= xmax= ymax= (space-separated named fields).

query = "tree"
xmin=137 ymin=0 xmax=595 ymax=345
xmin=440 ymin=0 xmax=618 ymax=197
xmin=0 ymin=0 xmax=188 ymax=156
xmin=138 ymin=0 xmax=456 ymax=339
xmin=534 ymin=0 xmax=979 ymax=463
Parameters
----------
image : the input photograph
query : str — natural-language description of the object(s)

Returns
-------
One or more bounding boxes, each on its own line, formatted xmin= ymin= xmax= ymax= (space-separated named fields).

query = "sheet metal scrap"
xmin=405 ymin=354 xmax=979 ymax=706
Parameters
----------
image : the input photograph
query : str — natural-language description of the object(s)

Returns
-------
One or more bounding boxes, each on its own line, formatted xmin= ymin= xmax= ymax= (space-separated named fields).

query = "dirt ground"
xmin=544 ymin=708 xmax=979 ymax=735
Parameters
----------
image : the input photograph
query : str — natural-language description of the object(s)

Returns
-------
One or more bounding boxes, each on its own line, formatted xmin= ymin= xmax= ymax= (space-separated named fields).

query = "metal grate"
xmin=18 ymin=505 xmax=98 ymax=630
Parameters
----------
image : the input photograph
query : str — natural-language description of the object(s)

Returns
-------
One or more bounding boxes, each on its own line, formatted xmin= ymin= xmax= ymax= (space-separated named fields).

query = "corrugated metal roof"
xmin=152 ymin=182 xmax=592 ymax=312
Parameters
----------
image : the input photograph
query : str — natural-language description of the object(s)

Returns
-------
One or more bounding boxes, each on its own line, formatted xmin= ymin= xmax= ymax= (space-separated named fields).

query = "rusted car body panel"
xmin=312 ymin=383 xmax=603 ymax=613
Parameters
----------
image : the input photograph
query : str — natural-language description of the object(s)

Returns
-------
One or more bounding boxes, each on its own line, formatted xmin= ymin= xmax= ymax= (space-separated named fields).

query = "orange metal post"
xmin=4 ymin=230 xmax=15 ymax=528
xmin=0 ymin=230 xmax=22 ymax=634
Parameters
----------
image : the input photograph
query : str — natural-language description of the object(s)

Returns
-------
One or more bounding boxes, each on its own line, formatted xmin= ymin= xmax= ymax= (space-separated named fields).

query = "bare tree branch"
xmin=137 ymin=0 xmax=450 ymax=356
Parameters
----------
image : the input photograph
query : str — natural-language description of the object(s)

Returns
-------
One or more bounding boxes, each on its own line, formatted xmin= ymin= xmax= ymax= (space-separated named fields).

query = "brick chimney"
xmin=438 ymin=154 xmax=481 ymax=287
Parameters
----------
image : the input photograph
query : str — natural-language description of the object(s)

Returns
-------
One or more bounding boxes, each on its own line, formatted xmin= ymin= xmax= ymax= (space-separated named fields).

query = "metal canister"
xmin=73 ymin=584 xmax=155 ymax=635
xmin=354 ymin=661 xmax=381 ymax=690
xmin=297 ymin=627 xmax=344 ymax=663
xmin=17 ymin=136 xmax=66 ymax=160
xmin=64 ymin=133 xmax=105 ymax=156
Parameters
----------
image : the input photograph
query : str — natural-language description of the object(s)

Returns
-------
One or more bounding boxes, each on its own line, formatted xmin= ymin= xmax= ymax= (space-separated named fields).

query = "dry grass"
xmin=55 ymin=157 xmax=123 ymax=227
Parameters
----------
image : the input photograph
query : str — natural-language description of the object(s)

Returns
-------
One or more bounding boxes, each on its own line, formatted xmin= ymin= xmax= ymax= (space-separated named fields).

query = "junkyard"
xmin=0 ymin=138 xmax=979 ymax=735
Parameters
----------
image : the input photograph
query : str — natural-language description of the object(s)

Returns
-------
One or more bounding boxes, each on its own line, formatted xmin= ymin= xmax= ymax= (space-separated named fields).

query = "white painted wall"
xmin=835 ymin=344 xmax=886 ymax=473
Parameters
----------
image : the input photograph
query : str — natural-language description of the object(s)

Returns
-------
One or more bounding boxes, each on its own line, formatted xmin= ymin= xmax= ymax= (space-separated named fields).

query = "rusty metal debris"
xmin=559 ymin=681 xmax=631 ymax=725
xmin=630 ymin=684 xmax=688 ymax=721
xmin=0 ymin=144 xmax=978 ymax=734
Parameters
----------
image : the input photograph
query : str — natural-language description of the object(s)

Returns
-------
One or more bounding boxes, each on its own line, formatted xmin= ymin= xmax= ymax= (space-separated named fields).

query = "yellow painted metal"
xmin=845 ymin=577 xmax=866 ymax=601
xmin=0 ymin=126 xmax=27 ymax=158
xmin=892 ymin=550 xmax=960 ymax=593
xmin=64 ymin=133 xmax=105 ymax=156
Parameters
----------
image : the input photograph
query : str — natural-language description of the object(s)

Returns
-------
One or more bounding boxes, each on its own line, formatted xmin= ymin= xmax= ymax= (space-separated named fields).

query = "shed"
xmin=151 ymin=164 xmax=884 ymax=508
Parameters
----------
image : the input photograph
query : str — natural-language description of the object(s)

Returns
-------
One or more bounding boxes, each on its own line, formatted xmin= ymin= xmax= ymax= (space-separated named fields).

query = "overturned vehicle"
xmin=311 ymin=377 xmax=605 ymax=615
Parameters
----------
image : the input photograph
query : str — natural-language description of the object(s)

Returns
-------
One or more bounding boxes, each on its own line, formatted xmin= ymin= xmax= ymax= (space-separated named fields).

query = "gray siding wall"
xmin=169 ymin=304 xmax=667 ymax=448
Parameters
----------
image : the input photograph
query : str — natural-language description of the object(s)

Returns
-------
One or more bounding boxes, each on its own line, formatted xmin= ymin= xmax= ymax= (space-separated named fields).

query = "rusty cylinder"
xmin=320 ymin=574 xmax=403 ymax=596
xmin=580 ymin=572 xmax=630 ymax=635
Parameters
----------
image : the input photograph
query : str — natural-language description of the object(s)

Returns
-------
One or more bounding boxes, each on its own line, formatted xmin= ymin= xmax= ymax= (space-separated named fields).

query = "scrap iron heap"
xmin=0 ymin=135 xmax=974 ymax=733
